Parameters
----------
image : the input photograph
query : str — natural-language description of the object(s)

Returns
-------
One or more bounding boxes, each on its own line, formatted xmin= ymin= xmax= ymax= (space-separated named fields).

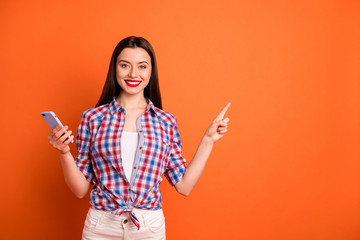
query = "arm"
xmin=174 ymin=103 xmax=231 ymax=196
xmin=49 ymin=125 xmax=91 ymax=198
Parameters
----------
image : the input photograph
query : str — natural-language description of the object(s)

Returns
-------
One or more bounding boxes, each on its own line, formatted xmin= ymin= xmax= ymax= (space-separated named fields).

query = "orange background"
xmin=1 ymin=0 xmax=359 ymax=239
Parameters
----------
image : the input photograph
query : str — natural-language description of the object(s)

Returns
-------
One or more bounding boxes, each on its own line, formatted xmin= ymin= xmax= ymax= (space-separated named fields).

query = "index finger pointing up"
xmin=216 ymin=102 xmax=231 ymax=121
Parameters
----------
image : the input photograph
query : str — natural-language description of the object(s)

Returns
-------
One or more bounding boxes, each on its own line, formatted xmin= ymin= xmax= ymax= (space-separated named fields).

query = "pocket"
xmin=145 ymin=212 xmax=166 ymax=233
xmin=84 ymin=209 xmax=103 ymax=233
xmin=144 ymin=136 xmax=170 ymax=161
xmin=148 ymin=137 xmax=171 ymax=159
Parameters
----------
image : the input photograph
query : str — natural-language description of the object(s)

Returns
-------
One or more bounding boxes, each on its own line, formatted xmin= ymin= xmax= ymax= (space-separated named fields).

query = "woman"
xmin=48 ymin=36 xmax=230 ymax=239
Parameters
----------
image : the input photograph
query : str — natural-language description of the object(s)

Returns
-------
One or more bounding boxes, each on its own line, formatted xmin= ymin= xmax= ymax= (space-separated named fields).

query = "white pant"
xmin=82 ymin=208 xmax=166 ymax=240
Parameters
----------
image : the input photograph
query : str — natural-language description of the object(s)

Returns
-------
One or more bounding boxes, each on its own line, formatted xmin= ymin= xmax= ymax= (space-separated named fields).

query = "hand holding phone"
xmin=41 ymin=111 xmax=74 ymax=144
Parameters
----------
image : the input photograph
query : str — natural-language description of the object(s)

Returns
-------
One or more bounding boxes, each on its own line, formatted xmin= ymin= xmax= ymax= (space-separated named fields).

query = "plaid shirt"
xmin=75 ymin=98 xmax=186 ymax=229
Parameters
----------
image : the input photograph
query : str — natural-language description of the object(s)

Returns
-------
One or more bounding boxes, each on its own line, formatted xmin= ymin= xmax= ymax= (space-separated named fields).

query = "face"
xmin=116 ymin=47 xmax=152 ymax=97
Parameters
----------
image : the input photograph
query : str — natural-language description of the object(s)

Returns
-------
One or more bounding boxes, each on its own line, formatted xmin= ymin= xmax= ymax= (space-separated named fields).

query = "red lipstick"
xmin=125 ymin=80 xmax=141 ymax=87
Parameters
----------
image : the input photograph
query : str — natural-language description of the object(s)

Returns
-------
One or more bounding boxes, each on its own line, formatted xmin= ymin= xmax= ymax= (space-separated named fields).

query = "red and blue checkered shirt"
xmin=75 ymin=98 xmax=187 ymax=229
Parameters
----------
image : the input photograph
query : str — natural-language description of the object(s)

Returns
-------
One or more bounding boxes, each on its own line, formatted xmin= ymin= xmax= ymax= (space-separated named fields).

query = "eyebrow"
xmin=119 ymin=60 xmax=149 ymax=65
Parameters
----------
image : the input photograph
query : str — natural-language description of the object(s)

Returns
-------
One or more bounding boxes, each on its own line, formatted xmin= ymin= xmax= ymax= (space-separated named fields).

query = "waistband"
xmin=88 ymin=207 xmax=164 ymax=224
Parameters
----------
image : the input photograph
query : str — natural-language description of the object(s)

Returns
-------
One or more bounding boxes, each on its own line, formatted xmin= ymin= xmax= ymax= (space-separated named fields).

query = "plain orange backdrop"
xmin=0 ymin=0 xmax=359 ymax=239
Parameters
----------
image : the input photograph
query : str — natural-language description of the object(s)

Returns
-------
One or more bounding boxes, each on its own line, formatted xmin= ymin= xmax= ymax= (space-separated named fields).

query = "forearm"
xmin=58 ymin=151 xmax=91 ymax=198
xmin=174 ymin=102 xmax=231 ymax=196
xmin=175 ymin=135 xmax=214 ymax=196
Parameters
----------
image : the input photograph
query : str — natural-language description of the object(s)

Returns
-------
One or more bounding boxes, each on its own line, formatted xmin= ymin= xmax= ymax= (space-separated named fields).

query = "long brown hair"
xmin=96 ymin=36 xmax=162 ymax=109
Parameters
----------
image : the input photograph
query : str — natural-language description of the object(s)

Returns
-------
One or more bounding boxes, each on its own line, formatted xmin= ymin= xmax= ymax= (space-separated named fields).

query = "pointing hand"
xmin=204 ymin=102 xmax=231 ymax=143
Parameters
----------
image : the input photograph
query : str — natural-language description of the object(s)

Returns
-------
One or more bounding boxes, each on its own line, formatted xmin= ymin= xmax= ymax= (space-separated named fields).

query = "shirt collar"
xmin=109 ymin=97 xmax=157 ymax=116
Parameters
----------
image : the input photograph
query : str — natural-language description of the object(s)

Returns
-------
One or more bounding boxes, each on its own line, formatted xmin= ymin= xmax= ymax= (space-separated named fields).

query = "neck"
xmin=116 ymin=92 xmax=147 ymax=110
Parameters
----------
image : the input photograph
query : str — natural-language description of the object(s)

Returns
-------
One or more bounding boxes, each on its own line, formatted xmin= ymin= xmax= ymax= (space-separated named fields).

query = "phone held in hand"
xmin=41 ymin=111 xmax=73 ymax=143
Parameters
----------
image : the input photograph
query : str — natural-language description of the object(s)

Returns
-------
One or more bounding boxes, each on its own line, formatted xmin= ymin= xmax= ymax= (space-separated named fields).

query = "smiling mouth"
xmin=125 ymin=80 xmax=142 ymax=87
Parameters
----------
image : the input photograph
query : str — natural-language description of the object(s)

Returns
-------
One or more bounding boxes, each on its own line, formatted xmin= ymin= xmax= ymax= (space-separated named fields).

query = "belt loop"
xmin=142 ymin=214 xmax=146 ymax=227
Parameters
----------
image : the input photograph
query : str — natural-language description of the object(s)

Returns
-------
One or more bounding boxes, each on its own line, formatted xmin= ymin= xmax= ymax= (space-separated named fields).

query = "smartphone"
xmin=41 ymin=111 xmax=73 ymax=143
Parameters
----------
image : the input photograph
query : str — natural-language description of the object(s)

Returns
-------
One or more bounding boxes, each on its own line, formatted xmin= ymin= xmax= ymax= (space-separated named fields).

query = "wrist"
xmin=202 ymin=135 xmax=215 ymax=146
xmin=58 ymin=149 xmax=71 ymax=157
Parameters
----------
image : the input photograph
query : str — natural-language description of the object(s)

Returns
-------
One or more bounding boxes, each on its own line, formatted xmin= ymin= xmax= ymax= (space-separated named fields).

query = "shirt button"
xmin=139 ymin=130 xmax=143 ymax=133
xmin=139 ymin=146 xmax=142 ymax=150
xmin=124 ymin=219 xmax=128 ymax=224
xmin=134 ymin=166 xmax=137 ymax=169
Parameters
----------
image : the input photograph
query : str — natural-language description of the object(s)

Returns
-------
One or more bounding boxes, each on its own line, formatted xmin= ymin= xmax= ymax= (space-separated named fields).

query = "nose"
xmin=129 ymin=66 xmax=138 ymax=78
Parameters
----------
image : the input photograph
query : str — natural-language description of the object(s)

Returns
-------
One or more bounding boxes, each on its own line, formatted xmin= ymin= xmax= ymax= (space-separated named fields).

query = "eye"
xmin=139 ymin=65 xmax=147 ymax=69
xmin=120 ymin=64 xmax=128 ymax=68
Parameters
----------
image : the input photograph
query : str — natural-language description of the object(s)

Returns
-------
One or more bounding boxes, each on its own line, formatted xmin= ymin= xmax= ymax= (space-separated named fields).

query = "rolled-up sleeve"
xmin=75 ymin=111 xmax=94 ymax=183
xmin=164 ymin=120 xmax=187 ymax=186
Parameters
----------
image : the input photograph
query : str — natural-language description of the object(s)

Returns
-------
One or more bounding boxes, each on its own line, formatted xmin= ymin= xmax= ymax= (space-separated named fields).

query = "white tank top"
xmin=120 ymin=131 xmax=139 ymax=182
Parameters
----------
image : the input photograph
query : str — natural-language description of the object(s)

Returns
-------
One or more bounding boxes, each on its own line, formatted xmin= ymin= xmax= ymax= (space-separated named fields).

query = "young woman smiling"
xmin=48 ymin=36 xmax=230 ymax=240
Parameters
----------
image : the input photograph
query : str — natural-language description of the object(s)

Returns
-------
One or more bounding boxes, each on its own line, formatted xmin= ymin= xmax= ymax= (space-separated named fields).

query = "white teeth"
xmin=126 ymin=80 xmax=140 ymax=83
xmin=125 ymin=80 xmax=141 ymax=85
